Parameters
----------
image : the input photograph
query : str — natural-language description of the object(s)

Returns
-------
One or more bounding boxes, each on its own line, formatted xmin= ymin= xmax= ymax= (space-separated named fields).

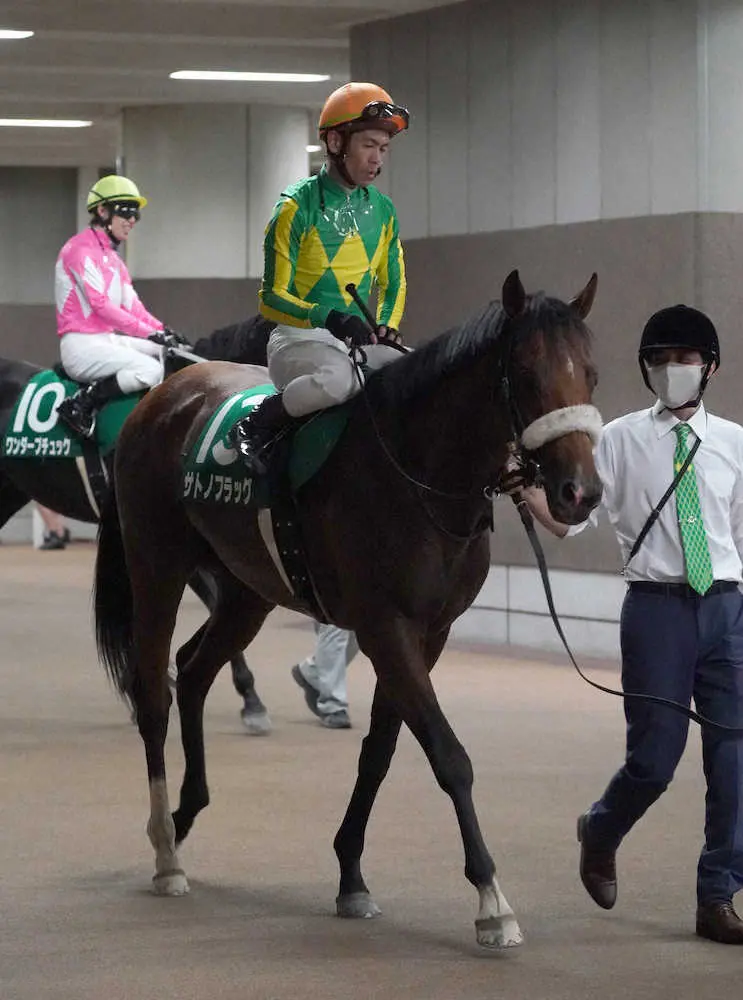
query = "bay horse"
xmin=0 ymin=315 xmax=273 ymax=732
xmin=93 ymin=271 xmax=603 ymax=949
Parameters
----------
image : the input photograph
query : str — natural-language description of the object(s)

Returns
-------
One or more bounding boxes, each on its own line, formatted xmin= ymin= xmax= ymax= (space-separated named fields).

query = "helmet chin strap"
xmin=94 ymin=205 xmax=121 ymax=248
xmin=330 ymin=150 xmax=357 ymax=187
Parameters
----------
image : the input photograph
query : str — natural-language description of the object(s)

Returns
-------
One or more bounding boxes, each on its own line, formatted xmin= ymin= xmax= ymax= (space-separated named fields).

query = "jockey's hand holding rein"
xmin=375 ymin=324 xmax=403 ymax=346
xmin=325 ymin=309 xmax=370 ymax=348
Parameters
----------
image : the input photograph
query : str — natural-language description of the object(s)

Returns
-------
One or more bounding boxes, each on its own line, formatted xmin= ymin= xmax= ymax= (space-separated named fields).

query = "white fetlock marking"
xmin=152 ymin=869 xmax=190 ymax=896
xmin=475 ymin=879 xmax=524 ymax=949
xmin=147 ymin=778 xmax=186 ymax=890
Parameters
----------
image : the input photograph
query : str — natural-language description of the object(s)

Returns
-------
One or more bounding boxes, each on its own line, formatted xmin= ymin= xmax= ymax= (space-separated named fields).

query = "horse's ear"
xmin=569 ymin=272 xmax=598 ymax=319
xmin=502 ymin=270 xmax=526 ymax=318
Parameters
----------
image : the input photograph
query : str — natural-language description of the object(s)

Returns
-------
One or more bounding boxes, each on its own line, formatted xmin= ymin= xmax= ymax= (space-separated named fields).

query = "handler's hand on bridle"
xmin=497 ymin=456 xmax=530 ymax=496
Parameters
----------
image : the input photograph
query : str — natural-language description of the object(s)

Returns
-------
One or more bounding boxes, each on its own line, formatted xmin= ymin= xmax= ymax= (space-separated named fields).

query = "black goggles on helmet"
xmin=357 ymin=101 xmax=409 ymax=130
xmin=109 ymin=201 xmax=140 ymax=221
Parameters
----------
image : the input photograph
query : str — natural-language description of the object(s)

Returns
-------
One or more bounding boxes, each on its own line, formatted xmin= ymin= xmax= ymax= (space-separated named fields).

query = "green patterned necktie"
xmin=673 ymin=423 xmax=714 ymax=595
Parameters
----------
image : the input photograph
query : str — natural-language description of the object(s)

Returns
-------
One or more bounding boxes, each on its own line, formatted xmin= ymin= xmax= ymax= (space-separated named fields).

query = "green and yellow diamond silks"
xmin=673 ymin=423 xmax=714 ymax=595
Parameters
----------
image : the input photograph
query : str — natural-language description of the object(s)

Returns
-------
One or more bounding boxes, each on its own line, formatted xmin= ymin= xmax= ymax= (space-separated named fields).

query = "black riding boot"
xmin=56 ymin=374 xmax=127 ymax=439
xmin=231 ymin=392 xmax=295 ymax=475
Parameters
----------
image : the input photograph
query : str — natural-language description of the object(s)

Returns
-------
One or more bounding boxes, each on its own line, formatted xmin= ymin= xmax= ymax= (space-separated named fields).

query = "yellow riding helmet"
xmin=87 ymin=174 xmax=148 ymax=210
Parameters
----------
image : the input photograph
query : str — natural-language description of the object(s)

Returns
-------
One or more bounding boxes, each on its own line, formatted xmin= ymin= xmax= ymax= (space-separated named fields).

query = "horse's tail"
xmin=93 ymin=485 xmax=133 ymax=700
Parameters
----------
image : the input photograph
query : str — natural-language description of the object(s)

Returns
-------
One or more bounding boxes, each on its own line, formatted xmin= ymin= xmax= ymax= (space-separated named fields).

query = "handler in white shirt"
xmin=525 ymin=304 xmax=743 ymax=945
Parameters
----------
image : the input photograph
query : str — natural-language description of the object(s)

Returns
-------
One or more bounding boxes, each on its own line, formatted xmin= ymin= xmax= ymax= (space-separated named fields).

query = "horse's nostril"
xmin=561 ymin=480 xmax=581 ymax=506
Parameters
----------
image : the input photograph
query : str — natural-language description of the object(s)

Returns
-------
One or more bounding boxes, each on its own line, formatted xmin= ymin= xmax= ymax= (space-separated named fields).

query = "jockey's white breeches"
xmin=60 ymin=332 xmax=164 ymax=394
xmin=267 ymin=325 xmax=401 ymax=418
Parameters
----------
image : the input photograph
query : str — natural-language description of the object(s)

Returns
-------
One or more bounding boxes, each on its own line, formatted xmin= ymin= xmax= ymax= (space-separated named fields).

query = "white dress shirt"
xmin=580 ymin=401 xmax=743 ymax=584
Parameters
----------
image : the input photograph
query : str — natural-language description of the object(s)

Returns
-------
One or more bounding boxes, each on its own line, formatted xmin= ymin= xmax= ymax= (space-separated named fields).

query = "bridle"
xmin=348 ymin=305 xmax=602 ymax=538
xmin=350 ymin=296 xmax=743 ymax=734
xmin=495 ymin=308 xmax=602 ymax=490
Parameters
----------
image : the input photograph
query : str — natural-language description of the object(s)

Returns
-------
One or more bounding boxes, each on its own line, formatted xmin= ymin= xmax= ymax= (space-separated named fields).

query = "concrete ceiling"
xmin=0 ymin=0 xmax=456 ymax=167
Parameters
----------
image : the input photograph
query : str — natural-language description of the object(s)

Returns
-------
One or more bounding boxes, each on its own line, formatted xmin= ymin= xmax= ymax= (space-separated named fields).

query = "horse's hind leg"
xmin=173 ymin=569 xmax=273 ymax=845
xmin=187 ymin=567 xmax=271 ymax=735
xmin=353 ymin=622 xmax=523 ymax=950
xmin=127 ymin=550 xmax=195 ymax=896
xmin=232 ymin=657 xmax=272 ymax=735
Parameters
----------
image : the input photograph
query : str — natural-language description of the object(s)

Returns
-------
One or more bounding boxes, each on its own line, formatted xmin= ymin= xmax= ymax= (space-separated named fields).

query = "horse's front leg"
xmin=357 ymin=622 xmax=523 ymax=950
xmin=334 ymin=682 xmax=402 ymax=918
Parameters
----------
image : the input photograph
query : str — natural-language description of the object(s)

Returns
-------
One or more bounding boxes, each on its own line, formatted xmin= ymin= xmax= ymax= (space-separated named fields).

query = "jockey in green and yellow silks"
xmin=260 ymin=169 xmax=406 ymax=332
xmin=235 ymin=82 xmax=410 ymax=475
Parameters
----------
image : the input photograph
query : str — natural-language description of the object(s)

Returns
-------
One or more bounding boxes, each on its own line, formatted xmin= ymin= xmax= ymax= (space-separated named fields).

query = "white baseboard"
xmin=450 ymin=564 xmax=623 ymax=658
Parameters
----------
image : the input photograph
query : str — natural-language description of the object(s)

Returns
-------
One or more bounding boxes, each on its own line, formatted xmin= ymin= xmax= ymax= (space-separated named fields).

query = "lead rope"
xmin=512 ymin=487 xmax=743 ymax=734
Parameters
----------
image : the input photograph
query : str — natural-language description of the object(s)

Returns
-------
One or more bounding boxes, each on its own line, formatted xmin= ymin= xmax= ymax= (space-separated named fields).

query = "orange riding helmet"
xmin=319 ymin=82 xmax=409 ymax=138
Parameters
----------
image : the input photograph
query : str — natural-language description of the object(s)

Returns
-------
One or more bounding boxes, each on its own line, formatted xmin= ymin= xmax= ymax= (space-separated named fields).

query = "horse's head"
xmin=502 ymin=270 xmax=602 ymax=525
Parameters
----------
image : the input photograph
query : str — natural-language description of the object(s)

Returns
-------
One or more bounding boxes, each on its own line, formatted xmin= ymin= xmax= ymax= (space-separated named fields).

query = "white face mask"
xmin=647 ymin=362 xmax=704 ymax=410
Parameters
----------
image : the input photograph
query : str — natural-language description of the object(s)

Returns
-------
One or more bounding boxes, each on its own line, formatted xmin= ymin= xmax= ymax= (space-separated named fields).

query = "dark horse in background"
xmin=0 ymin=315 xmax=274 ymax=733
xmin=94 ymin=271 xmax=603 ymax=949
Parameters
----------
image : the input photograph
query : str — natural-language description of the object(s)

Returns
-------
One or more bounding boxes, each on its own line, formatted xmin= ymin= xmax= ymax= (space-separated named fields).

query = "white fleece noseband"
xmin=520 ymin=404 xmax=603 ymax=451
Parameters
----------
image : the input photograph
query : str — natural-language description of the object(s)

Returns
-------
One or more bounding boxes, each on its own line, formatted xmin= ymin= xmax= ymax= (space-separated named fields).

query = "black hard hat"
xmin=639 ymin=304 xmax=720 ymax=365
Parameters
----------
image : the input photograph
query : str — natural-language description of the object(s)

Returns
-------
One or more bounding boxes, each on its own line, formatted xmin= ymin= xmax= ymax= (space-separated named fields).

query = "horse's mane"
xmin=192 ymin=315 xmax=274 ymax=364
xmin=365 ymin=293 xmax=592 ymax=410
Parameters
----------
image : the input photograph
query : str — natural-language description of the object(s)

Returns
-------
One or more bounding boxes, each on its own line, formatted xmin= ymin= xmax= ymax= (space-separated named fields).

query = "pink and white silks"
xmin=55 ymin=227 xmax=165 ymax=393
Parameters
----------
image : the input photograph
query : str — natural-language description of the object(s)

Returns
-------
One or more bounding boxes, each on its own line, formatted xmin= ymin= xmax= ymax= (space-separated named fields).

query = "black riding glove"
xmin=325 ymin=310 xmax=371 ymax=347
xmin=376 ymin=327 xmax=403 ymax=347
xmin=163 ymin=326 xmax=192 ymax=347
xmin=149 ymin=328 xmax=192 ymax=349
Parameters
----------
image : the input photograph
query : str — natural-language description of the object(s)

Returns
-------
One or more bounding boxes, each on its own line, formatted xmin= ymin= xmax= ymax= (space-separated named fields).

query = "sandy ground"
xmin=0 ymin=544 xmax=740 ymax=1000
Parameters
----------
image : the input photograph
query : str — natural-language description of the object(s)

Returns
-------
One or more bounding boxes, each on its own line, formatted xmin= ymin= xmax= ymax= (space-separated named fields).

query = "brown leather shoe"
xmin=696 ymin=901 xmax=743 ymax=944
xmin=577 ymin=813 xmax=617 ymax=910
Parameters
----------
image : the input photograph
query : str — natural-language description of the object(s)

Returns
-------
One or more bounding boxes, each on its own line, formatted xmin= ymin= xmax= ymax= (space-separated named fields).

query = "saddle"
xmin=181 ymin=386 xmax=352 ymax=620
xmin=2 ymin=368 xmax=142 ymax=514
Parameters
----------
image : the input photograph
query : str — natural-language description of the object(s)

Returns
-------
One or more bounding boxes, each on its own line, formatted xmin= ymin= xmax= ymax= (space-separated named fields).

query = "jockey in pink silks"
xmin=54 ymin=173 xmax=166 ymax=438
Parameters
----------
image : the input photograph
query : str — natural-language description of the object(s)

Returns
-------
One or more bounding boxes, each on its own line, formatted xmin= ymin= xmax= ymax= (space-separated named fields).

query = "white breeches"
xmin=60 ymin=332 xmax=164 ymax=394
xmin=267 ymin=325 xmax=402 ymax=418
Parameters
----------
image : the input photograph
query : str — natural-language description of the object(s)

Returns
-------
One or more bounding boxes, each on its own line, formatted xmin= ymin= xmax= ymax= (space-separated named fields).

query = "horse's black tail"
xmin=93 ymin=485 xmax=134 ymax=700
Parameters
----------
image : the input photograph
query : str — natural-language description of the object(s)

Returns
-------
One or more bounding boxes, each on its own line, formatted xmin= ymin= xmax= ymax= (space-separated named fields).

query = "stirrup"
xmin=57 ymin=397 xmax=96 ymax=439
xmin=235 ymin=436 xmax=270 ymax=475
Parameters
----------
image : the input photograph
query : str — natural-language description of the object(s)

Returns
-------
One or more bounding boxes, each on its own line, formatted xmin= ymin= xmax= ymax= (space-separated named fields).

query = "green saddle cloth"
xmin=182 ymin=384 xmax=352 ymax=506
xmin=1 ymin=370 xmax=141 ymax=459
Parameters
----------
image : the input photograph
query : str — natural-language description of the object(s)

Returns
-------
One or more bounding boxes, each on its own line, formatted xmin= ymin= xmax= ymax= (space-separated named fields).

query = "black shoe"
xmin=39 ymin=530 xmax=66 ymax=551
xmin=291 ymin=663 xmax=322 ymax=719
xmin=696 ymin=901 xmax=743 ymax=944
xmin=320 ymin=710 xmax=352 ymax=730
xmin=57 ymin=394 xmax=96 ymax=439
xmin=577 ymin=812 xmax=617 ymax=910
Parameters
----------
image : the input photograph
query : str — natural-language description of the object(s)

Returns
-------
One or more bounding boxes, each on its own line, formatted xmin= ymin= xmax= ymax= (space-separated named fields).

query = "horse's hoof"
xmin=336 ymin=891 xmax=382 ymax=919
xmin=240 ymin=708 xmax=272 ymax=736
xmin=151 ymin=869 xmax=190 ymax=896
xmin=475 ymin=914 xmax=524 ymax=949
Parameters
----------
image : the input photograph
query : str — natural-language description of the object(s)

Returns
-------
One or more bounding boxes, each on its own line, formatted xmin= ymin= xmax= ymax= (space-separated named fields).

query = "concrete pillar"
xmin=120 ymin=103 xmax=309 ymax=281
xmin=76 ymin=166 xmax=100 ymax=232
xmin=122 ymin=105 xmax=248 ymax=279
xmin=247 ymin=105 xmax=309 ymax=278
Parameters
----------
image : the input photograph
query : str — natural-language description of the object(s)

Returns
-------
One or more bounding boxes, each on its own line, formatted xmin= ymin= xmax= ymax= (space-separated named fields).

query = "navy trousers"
xmin=586 ymin=586 xmax=743 ymax=903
